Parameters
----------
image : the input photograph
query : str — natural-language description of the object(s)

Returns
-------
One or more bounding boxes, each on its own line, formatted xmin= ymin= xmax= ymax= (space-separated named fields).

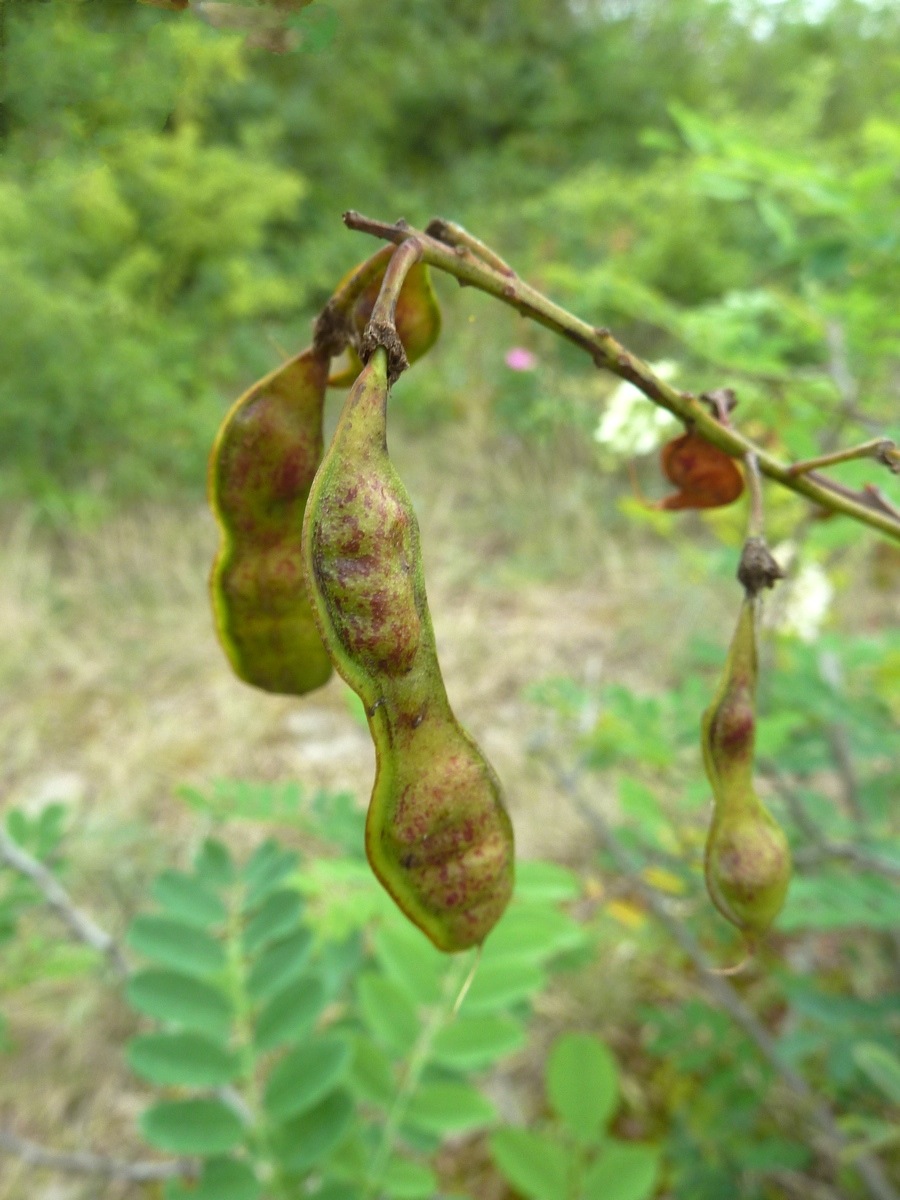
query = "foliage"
xmin=490 ymin=1032 xmax=660 ymax=1200
xmin=0 ymin=2 xmax=307 ymax=513
xmin=2 ymin=611 xmax=898 ymax=1198
xmin=527 ymin=624 xmax=900 ymax=1197
xmin=2 ymin=0 xmax=899 ymax=510
xmin=0 ymin=788 xmax=589 ymax=1198
xmin=1 ymin=3 xmax=899 ymax=1198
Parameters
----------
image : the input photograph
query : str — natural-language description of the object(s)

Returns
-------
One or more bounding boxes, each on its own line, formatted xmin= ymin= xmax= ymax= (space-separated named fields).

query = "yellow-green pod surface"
xmin=704 ymin=796 xmax=791 ymax=938
xmin=328 ymin=260 xmax=441 ymax=387
xmin=303 ymin=349 xmax=514 ymax=952
xmin=701 ymin=599 xmax=791 ymax=939
xmin=209 ymin=346 xmax=333 ymax=696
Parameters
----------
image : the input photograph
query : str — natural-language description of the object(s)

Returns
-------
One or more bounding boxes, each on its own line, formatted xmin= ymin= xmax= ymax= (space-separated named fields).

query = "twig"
xmin=824 ymin=321 xmax=861 ymax=418
xmin=760 ymin=766 xmax=900 ymax=882
xmin=0 ymin=829 xmax=129 ymax=979
xmin=824 ymin=718 xmax=866 ymax=825
xmin=342 ymin=212 xmax=900 ymax=544
xmin=366 ymin=956 xmax=473 ymax=1199
xmin=553 ymin=764 xmax=898 ymax=1200
xmin=788 ymin=439 xmax=899 ymax=477
xmin=361 ymin=234 xmax=424 ymax=382
xmin=745 ymin=452 xmax=765 ymax=539
xmin=792 ymin=843 xmax=900 ymax=881
xmin=0 ymin=1128 xmax=196 ymax=1182
xmin=737 ymin=453 xmax=785 ymax=597
xmin=425 ymin=217 xmax=517 ymax=276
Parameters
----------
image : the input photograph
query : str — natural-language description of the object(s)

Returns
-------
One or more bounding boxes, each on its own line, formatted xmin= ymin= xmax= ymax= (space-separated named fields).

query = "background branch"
xmin=0 ymin=1128 xmax=196 ymax=1183
xmin=0 ymin=828 xmax=129 ymax=979
xmin=343 ymin=212 xmax=900 ymax=544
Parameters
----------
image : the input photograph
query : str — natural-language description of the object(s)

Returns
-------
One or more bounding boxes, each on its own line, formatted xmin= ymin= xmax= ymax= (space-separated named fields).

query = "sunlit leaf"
xmin=489 ymin=1129 xmax=571 ymax=1200
xmin=141 ymin=1099 xmax=243 ymax=1155
xmin=547 ymin=1033 xmax=619 ymax=1141
xmin=263 ymin=1035 xmax=352 ymax=1122
xmin=127 ymin=1031 xmax=239 ymax=1087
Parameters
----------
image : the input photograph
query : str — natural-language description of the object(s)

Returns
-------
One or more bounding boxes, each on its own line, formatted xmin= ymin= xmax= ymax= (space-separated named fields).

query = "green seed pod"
xmin=329 ymin=261 xmax=442 ymax=387
xmin=303 ymin=349 xmax=514 ymax=952
xmin=209 ymin=347 xmax=333 ymax=696
xmin=705 ymin=797 xmax=791 ymax=938
xmin=701 ymin=599 xmax=791 ymax=939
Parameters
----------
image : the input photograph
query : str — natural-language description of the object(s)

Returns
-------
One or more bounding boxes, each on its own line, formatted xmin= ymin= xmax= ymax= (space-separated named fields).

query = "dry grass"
xmin=1 ymin=425 xmax=894 ymax=1198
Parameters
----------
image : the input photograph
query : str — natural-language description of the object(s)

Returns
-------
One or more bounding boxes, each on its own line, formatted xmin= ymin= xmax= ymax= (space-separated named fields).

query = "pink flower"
xmin=504 ymin=347 xmax=537 ymax=371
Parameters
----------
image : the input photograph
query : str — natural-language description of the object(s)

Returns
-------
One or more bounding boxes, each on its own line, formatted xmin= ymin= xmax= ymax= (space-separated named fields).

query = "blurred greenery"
xmin=1 ymin=4 xmax=898 ymax=1198
xmin=1 ymin=0 xmax=897 ymax=515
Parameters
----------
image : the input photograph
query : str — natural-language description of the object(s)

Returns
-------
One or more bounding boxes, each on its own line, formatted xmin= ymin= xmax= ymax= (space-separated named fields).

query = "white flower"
xmin=593 ymin=362 xmax=679 ymax=456
xmin=767 ymin=543 xmax=834 ymax=642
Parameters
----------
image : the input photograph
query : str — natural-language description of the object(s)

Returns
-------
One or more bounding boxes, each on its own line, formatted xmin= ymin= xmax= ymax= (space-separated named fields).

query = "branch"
xmin=552 ymin=765 xmax=899 ymax=1200
xmin=760 ymin=766 xmax=900 ymax=883
xmin=792 ymin=842 xmax=900 ymax=882
xmin=342 ymin=212 xmax=900 ymax=545
xmin=0 ymin=1128 xmax=196 ymax=1182
xmin=789 ymin=438 xmax=899 ymax=477
xmin=0 ymin=829 xmax=129 ymax=979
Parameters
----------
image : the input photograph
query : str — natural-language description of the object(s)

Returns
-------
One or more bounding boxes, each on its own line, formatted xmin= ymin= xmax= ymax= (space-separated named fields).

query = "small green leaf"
xmin=489 ymin=1128 xmax=572 ymax=1200
xmin=781 ymin=870 xmax=898 ymax=931
xmin=243 ymin=889 xmax=303 ymax=955
xmin=403 ymin=1082 xmax=495 ymax=1136
xmin=165 ymin=1156 xmax=260 ymax=1200
xmin=126 ymin=915 xmax=226 ymax=978
xmin=273 ymin=1090 xmax=354 ymax=1172
xmin=547 ymin=1033 xmax=618 ymax=1141
xmin=264 ymin=1035 xmax=352 ymax=1122
xmin=581 ymin=1142 xmax=660 ymax=1200
xmin=837 ymin=1115 xmax=900 ymax=1157
xmin=243 ymin=840 xmax=286 ymax=888
xmin=194 ymin=839 xmax=236 ymax=888
xmin=373 ymin=924 xmax=444 ymax=1006
xmin=853 ymin=1043 xmax=900 ymax=1105
xmin=380 ymin=1156 xmax=438 ymax=1198
xmin=246 ymin=929 xmax=313 ymax=1003
xmin=514 ymin=861 xmax=581 ymax=902
xmin=357 ymin=973 xmax=420 ymax=1057
xmin=127 ymin=1032 xmax=239 ymax=1087
xmin=460 ymin=958 xmax=544 ymax=1014
xmin=483 ymin=906 xmax=584 ymax=963
xmin=348 ymin=1034 xmax=395 ymax=1108
xmin=243 ymin=850 xmax=300 ymax=911
xmin=127 ymin=969 xmax=232 ymax=1041
xmin=141 ymin=1098 xmax=243 ymax=1155
xmin=254 ymin=976 xmax=326 ymax=1053
xmin=431 ymin=1013 xmax=525 ymax=1070
xmin=152 ymin=871 xmax=226 ymax=929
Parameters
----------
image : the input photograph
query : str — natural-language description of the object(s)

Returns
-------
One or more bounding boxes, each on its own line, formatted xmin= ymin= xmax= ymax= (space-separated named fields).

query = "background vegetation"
xmin=0 ymin=1 xmax=897 ymax=1197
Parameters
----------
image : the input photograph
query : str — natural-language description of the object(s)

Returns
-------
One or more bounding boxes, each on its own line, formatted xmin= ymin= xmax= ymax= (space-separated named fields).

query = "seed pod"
xmin=209 ymin=347 xmax=333 ymax=695
xmin=701 ymin=599 xmax=791 ymax=939
xmin=705 ymin=799 xmax=791 ymax=939
xmin=328 ymin=261 xmax=441 ymax=387
xmin=303 ymin=350 xmax=514 ymax=951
